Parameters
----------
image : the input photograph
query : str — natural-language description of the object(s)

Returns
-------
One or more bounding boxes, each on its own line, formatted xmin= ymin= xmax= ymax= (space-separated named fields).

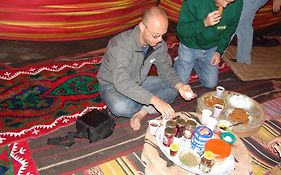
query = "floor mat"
xmin=28 ymin=71 xmax=281 ymax=175
xmin=223 ymin=45 xmax=281 ymax=81
xmin=0 ymin=140 xmax=38 ymax=175
xmin=0 ymin=57 xmax=106 ymax=146
xmin=62 ymin=98 xmax=281 ymax=175
xmin=0 ymin=41 xmax=229 ymax=147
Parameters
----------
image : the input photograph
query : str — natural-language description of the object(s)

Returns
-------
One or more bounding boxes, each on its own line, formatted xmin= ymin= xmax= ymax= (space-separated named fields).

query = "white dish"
xmin=155 ymin=127 xmax=235 ymax=175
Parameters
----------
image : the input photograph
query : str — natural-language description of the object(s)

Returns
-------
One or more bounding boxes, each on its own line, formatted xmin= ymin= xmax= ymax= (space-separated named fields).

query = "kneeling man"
xmin=97 ymin=7 xmax=196 ymax=130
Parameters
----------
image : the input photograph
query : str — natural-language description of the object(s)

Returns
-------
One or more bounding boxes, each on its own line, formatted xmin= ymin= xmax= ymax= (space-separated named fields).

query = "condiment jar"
xmin=163 ymin=127 xmax=176 ymax=147
xmin=166 ymin=119 xmax=177 ymax=129
xmin=184 ymin=119 xmax=197 ymax=139
xmin=199 ymin=151 xmax=215 ymax=173
xmin=175 ymin=117 xmax=187 ymax=138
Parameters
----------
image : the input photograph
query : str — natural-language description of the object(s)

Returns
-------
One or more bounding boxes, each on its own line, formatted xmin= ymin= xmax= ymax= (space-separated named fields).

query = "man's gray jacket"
xmin=97 ymin=26 xmax=182 ymax=105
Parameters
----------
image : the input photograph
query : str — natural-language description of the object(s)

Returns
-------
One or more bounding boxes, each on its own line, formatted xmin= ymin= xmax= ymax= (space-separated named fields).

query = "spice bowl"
xmin=217 ymin=120 xmax=233 ymax=133
xmin=179 ymin=149 xmax=200 ymax=168
xmin=220 ymin=132 xmax=236 ymax=145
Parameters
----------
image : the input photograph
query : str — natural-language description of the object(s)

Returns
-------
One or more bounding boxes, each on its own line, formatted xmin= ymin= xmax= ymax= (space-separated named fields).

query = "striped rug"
xmin=28 ymin=70 xmax=281 ymax=175
xmin=80 ymin=98 xmax=281 ymax=175
xmin=83 ymin=151 xmax=146 ymax=175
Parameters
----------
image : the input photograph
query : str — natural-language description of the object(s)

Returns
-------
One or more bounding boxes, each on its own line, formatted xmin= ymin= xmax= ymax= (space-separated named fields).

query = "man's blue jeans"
xmin=174 ymin=43 xmax=218 ymax=89
xmin=235 ymin=0 xmax=268 ymax=64
xmin=99 ymin=76 xmax=177 ymax=118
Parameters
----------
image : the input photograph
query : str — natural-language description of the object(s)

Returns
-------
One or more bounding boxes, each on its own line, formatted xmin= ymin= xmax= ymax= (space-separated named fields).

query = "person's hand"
xmin=178 ymin=84 xmax=197 ymax=101
xmin=211 ymin=52 xmax=221 ymax=65
xmin=267 ymin=136 xmax=281 ymax=157
xmin=150 ymin=96 xmax=175 ymax=119
xmin=204 ymin=11 xmax=221 ymax=27
xmin=273 ymin=0 xmax=281 ymax=13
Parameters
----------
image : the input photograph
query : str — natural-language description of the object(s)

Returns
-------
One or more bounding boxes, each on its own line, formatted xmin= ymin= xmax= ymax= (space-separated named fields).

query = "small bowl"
xmin=179 ymin=149 xmax=200 ymax=167
xmin=220 ymin=132 xmax=236 ymax=145
xmin=217 ymin=120 xmax=233 ymax=133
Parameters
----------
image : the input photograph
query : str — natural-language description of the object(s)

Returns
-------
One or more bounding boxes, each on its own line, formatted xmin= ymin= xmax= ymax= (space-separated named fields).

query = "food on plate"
xmin=199 ymin=127 xmax=212 ymax=136
xmin=204 ymin=95 xmax=225 ymax=108
xmin=229 ymin=108 xmax=249 ymax=123
xmin=228 ymin=94 xmax=253 ymax=109
xmin=218 ymin=5 xmax=223 ymax=15
xmin=180 ymin=151 xmax=200 ymax=167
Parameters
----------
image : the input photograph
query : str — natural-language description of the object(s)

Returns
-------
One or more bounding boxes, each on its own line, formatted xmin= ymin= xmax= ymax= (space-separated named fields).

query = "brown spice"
xmin=229 ymin=108 xmax=249 ymax=123
xmin=204 ymin=95 xmax=225 ymax=108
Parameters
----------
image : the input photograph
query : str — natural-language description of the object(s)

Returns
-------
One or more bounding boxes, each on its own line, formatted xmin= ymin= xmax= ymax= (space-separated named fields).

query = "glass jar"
xmin=166 ymin=119 xmax=177 ymax=129
xmin=184 ymin=119 xmax=197 ymax=139
xmin=199 ymin=151 xmax=215 ymax=173
xmin=175 ymin=118 xmax=187 ymax=138
xmin=163 ymin=127 xmax=176 ymax=147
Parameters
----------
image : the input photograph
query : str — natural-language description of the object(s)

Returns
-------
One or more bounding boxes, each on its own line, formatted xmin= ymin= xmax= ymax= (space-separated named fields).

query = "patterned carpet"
xmin=0 ymin=57 xmax=106 ymax=147
xmin=1 ymin=41 xmax=281 ymax=174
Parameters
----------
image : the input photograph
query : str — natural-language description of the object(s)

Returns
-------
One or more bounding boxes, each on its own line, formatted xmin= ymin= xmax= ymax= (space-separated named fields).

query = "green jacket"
xmin=177 ymin=0 xmax=243 ymax=54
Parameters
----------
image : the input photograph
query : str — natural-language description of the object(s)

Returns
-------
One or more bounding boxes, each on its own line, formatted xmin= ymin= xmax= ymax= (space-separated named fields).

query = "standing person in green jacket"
xmin=174 ymin=0 xmax=243 ymax=88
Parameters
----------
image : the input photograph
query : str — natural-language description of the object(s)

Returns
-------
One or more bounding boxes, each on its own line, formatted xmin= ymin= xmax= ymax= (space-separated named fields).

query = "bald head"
xmin=142 ymin=6 xmax=168 ymax=25
xmin=139 ymin=7 xmax=168 ymax=47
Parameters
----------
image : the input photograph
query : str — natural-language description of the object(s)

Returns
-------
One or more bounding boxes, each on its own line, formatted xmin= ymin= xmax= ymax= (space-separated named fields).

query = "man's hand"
xmin=150 ymin=96 xmax=175 ymax=119
xmin=267 ymin=136 xmax=281 ymax=157
xmin=211 ymin=52 xmax=221 ymax=65
xmin=175 ymin=83 xmax=197 ymax=101
xmin=204 ymin=11 xmax=221 ymax=27
xmin=273 ymin=0 xmax=281 ymax=13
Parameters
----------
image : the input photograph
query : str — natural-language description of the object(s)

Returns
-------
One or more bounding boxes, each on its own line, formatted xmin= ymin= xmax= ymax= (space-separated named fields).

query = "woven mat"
xmin=223 ymin=45 xmax=281 ymax=81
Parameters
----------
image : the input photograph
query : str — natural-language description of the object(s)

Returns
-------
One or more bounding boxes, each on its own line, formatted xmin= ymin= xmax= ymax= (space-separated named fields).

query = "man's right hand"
xmin=204 ymin=11 xmax=221 ymax=27
xmin=150 ymin=96 xmax=175 ymax=119
xmin=273 ymin=0 xmax=281 ymax=13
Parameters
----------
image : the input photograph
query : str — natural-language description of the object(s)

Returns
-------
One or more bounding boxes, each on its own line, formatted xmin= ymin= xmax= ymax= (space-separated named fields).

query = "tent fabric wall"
xmin=0 ymin=0 xmax=280 ymax=41
xmin=0 ymin=0 xmax=157 ymax=41
xmin=160 ymin=0 xmax=281 ymax=30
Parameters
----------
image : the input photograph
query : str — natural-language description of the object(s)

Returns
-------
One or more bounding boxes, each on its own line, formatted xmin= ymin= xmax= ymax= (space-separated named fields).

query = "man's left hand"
xmin=211 ymin=52 xmax=221 ymax=65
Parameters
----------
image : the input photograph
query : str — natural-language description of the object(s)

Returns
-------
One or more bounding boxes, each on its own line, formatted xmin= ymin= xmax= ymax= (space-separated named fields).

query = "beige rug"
xmin=223 ymin=45 xmax=281 ymax=81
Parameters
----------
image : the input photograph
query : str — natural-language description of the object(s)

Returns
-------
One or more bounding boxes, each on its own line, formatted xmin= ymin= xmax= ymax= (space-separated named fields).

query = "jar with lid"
xmin=166 ymin=119 xmax=177 ymax=129
xmin=163 ymin=127 xmax=176 ymax=147
xmin=175 ymin=117 xmax=187 ymax=138
xmin=199 ymin=151 xmax=215 ymax=173
xmin=184 ymin=119 xmax=197 ymax=139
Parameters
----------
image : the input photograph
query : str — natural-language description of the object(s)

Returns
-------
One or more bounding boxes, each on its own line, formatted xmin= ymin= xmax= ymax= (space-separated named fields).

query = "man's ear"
xmin=139 ymin=22 xmax=145 ymax=32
